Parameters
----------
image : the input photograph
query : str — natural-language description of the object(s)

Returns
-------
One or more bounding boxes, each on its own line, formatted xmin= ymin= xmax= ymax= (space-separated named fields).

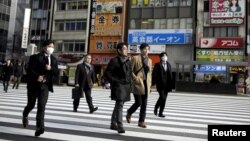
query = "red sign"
xmin=200 ymin=38 xmax=243 ymax=48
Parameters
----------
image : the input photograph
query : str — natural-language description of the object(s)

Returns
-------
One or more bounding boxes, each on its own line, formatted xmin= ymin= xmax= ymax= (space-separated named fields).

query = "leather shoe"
xmin=73 ymin=108 xmax=77 ymax=112
xmin=90 ymin=107 xmax=98 ymax=113
xmin=35 ymin=128 xmax=44 ymax=137
xmin=22 ymin=117 xmax=28 ymax=128
xmin=158 ymin=114 xmax=165 ymax=118
xmin=126 ymin=114 xmax=131 ymax=123
xmin=117 ymin=127 xmax=125 ymax=133
xmin=138 ymin=121 xmax=147 ymax=128
xmin=154 ymin=108 xmax=157 ymax=116
xmin=110 ymin=123 xmax=118 ymax=130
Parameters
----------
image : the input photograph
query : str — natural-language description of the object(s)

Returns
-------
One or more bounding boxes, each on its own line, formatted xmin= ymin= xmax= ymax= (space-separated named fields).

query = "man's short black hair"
xmin=139 ymin=43 xmax=149 ymax=50
xmin=159 ymin=52 xmax=167 ymax=57
xmin=42 ymin=40 xmax=54 ymax=47
xmin=116 ymin=42 xmax=128 ymax=50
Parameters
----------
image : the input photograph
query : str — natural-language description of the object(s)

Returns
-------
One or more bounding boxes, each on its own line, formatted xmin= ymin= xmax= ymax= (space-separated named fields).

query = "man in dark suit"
xmin=152 ymin=52 xmax=173 ymax=118
xmin=104 ymin=42 xmax=132 ymax=133
xmin=22 ymin=40 xmax=59 ymax=137
xmin=74 ymin=54 xmax=98 ymax=113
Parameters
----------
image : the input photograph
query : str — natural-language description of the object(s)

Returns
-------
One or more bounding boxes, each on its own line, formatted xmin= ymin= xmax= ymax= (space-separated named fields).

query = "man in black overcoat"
xmin=152 ymin=52 xmax=173 ymax=118
xmin=74 ymin=54 xmax=98 ymax=113
xmin=104 ymin=42 xmax=132 ymax=133
xmin=22 ymin=40 xmax=59 ymax=136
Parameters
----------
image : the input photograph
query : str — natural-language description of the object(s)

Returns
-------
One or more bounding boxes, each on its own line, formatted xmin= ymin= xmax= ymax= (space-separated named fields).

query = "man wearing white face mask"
xmin=152 ymin=52 xmax=173 ymax=118
xmin=22 ymin=40 xmax=59 ymax=137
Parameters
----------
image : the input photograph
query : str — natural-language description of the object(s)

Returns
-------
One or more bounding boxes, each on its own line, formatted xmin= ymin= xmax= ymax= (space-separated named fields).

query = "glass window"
xmin=173 ymin=19 xmax=179 ymax=29
xmin=203 ymin=27 xmax=213 ymax=37
xmin=55 ymin=21 xmax=64 ymax=31
xmin=130 ymin=19 xmax=141 ymax=29
xmin=186 ymin=18 xmax=192 ymax=29
xmin=68 ymin=2 xmax=78 ymax=10
xmin=228 ymin=27 xmax=238 ymax=37
xmin=56 ymin=43 xmax=63 ymax=52
xmin=80 ymin=43 xmax=85 ymax=52
xmin=78 ymin=1 xmax=88 ymax=9
xmin=180 ymin=19 xmax=186 ymax=29
xmin=33 ymin=0 xmax=39 ymax=9
xmin=204 ymin=1 xmax=209 ymax=12
xmin=41 ymin=20 xmax=47 ymax=30
xmin=57 ymin=2 xmax=66 ymax=11
xmin=167 ymin=19 xmax=173 ymax=29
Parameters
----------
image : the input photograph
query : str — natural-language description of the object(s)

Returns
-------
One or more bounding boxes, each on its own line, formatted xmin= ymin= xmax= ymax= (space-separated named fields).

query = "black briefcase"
xmin=72 ymin=87 xmax=83 ymax=99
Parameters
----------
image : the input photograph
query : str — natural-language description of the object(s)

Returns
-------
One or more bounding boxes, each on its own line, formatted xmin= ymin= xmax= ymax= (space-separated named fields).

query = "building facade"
xmin=52 ymin=0 xmax=89 ymax=63
xmin=0 ymin=0 xmax=11 ymax=60
xmin=29 ymin=0 xmax=54 ymax=51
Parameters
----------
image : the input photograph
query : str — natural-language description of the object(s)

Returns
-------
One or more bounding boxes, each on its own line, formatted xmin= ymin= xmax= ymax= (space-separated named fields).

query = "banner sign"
xmin=200 ymin=38 xmax=243 ymax=48
xmin=21 ymin=9 xmax=31 ymax=49
xmin=196 ymin=49 xmax=244 ymax=62
xmin=128 ymin=29 xmax=192 ymax=44
xmin=209 ymin=0 xmax=245 ymax=26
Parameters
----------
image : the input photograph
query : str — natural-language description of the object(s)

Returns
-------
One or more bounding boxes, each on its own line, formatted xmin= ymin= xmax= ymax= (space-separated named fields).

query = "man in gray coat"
xmin=104 ymin=42 xmax=132 ymax=133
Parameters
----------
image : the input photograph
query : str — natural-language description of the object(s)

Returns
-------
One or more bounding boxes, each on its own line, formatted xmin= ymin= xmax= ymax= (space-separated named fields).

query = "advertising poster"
xmin=210 ymin=0 xmax=245 ymax=26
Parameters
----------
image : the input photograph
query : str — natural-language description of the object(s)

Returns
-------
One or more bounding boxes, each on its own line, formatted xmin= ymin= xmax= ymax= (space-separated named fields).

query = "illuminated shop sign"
xmin=194 ymin=65 xmax=226 ymax=73
xmin=200 ymin=38 xmax=243 ymax=48
xmin=128 ymin=29 xmax=192 ymax=44
xmin=196 ymin=49 xmax=244 ymax=62
xmin=209 ymin=0 xmax=245 ymax=26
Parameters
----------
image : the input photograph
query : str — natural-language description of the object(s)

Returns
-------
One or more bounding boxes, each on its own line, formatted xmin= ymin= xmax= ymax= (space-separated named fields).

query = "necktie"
xmin=163 ymin=63 xmax=167 ymax=71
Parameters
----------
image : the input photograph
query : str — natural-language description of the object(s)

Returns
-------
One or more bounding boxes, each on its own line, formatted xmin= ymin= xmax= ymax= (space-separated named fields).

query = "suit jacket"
xmin=104 ymin=56 xmax=131 ymax=102
xmin=131 ymin=55 xmax=152 ymax=95
xmin=27 ymin=52 xmax=59 ymax=92
xmin=152 ymin=61 xmax=173 ymax=92
xmin=75 ymin=63 xmax=96 ymax=89
xmin=2 ymin=64 xmax=13 ymax=81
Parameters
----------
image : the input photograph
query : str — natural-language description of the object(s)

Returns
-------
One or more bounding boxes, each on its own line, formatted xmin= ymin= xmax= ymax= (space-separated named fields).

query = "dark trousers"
xmin=127 ymin=81 xmax=148 ymax=122
xmin=155 ymin=90 xmax=168 ymax=115
xmin=3 ymin=80 xmax=9 ymax=91
xmin=23 ymin=84 xmax=49 ymax=129
xmin=111 ymin=100 xmax=124 ymax=128
xmin=13 ymin=76 xmax=22 ymax=89
xmin=73 ymin=87 xmax=94 ymax=110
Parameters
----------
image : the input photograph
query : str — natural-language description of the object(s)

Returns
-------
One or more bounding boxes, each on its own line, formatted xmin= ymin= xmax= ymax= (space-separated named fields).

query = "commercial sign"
xmin=89 ymin=0 xmax=124 ymax=54
xmin=128 ymin=29 xmax=192 ymax=44
xmin=194 ymin=65 xmax=226 ymax=73
xmin=200 ymin=38 xmax=243 ymax=48
xmin=22 ymin=8 xmax=31 ymax=49
xmin=91 ymin=54 xmax=115 ymax=65
xmin=96 ymin=1 xmax=122 ymax=14
xmin=210 ymin=0 xmax=245 ymax=26
xmin=196 ymin=49 xmax=244 ymax=62
xmin=128 ymin=44 xmax=165 ymax=54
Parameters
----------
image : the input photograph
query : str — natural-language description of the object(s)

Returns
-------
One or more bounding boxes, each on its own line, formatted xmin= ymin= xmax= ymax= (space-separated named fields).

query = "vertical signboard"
xmin=210 ymin=0 xmax=245 ymax=26
xmin=21 ymin=8 xmax=31 ymax=49
xmin=89 ymin=0 xmax=124 ymax=53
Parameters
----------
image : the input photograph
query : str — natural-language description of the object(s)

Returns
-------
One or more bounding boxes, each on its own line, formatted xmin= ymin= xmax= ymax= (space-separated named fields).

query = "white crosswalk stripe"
xmin=0 ymin=84 xmax=250 ymax=141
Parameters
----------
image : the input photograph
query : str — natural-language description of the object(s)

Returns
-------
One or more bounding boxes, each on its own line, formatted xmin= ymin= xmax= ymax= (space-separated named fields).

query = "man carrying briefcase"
xmin=73 ymin=54 xmax=98 ymax=113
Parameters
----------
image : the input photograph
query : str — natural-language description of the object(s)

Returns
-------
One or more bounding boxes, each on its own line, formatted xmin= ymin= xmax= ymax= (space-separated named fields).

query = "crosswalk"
xmin=0 ymin=84 xmax=250 ymax=141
